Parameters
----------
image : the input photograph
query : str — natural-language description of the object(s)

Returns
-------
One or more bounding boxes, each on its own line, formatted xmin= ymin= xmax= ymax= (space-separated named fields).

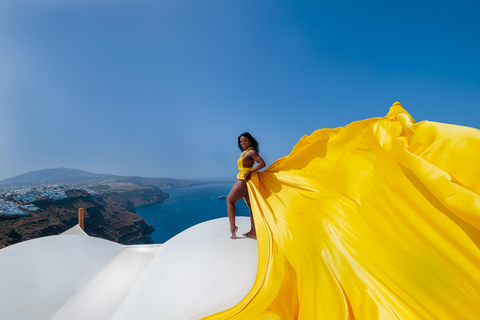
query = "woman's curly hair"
xmin=238 ymin=132 xmax=259 ymax=152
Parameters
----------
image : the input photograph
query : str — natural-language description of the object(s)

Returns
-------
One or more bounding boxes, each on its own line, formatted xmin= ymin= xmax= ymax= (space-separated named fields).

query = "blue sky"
xmin=1 ymin=0 xmax=479 ymax=180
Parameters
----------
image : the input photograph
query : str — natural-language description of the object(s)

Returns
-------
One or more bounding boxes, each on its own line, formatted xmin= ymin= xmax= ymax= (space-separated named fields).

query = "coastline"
xmin=0 ymin=183 xmax=168 ymax=248
xmin=136 ymin=182 xmax=250 ymax=244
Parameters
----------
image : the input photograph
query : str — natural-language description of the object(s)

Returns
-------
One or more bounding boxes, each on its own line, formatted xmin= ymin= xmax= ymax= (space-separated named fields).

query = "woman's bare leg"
xmin=227 ymin=180 xmax=248 ymax=239
xmin=243 ymin=193 xmax=256 ymax=239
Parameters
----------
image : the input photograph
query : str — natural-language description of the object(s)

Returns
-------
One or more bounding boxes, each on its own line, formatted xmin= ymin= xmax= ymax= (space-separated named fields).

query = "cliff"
xmin=0 ymin=184 xmax=168 ymax=249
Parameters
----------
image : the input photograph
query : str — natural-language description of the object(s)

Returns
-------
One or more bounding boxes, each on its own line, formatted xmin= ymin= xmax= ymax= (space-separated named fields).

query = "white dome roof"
xmin=0 ymin=217 xmax=258 ymax=320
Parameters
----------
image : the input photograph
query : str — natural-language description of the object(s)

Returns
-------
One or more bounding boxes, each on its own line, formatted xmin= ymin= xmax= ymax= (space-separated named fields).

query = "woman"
xmin=206 ymin=103 xmax=480 ymax=319
xmin=227 ymin=132 xmax=266 ymax=239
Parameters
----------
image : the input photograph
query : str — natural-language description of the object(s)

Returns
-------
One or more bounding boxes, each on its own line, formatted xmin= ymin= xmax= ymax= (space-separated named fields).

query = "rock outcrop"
xmin=0 ymin=184 xmax=168 ymax=249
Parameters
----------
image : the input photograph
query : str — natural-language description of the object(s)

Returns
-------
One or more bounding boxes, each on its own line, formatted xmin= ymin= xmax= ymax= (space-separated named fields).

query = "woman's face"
xmin=240 ymin=136 xmax=251 ymax=150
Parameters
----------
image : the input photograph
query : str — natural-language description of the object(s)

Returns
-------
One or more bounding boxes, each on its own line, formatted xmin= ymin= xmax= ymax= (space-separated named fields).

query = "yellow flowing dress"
xmin=204 ymin=102 xmax=480 ymax=320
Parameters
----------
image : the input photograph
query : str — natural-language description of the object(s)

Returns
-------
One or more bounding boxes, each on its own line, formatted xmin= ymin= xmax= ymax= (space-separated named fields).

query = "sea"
xmin=135 ymin=182 xmax=250 ymax=244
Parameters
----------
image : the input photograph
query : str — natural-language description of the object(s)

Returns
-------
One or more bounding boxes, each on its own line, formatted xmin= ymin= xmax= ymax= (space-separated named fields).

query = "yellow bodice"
xmin=236 ymin=147 xmax=254 ymax=180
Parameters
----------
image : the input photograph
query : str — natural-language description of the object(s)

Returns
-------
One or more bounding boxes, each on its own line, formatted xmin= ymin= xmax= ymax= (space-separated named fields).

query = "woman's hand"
xmin=243 ymin=149 xmax=266 ymax=182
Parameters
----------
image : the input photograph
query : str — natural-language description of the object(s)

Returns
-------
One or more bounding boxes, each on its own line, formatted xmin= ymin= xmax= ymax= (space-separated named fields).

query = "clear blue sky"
xmin=1 ymin=0 xmax=479 ymax=180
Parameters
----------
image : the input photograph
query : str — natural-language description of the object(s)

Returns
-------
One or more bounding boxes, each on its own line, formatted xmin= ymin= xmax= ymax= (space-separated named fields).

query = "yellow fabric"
xmin=204 ymin=102 xmax=480 ymax=320
xmin=237 ymin=147 xmax=254 ymax=180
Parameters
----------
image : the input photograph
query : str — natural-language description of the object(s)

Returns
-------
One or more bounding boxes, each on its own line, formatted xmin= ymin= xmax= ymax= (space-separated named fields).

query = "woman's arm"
xmin=244 ymin=150 xmax=266 ymax=181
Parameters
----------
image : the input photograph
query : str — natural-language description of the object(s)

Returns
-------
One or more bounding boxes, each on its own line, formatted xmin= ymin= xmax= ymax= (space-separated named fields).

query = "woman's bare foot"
xmin=243 ymin=231 xmax=257 ymax=240
xmin=230 ymin=226 xmax=238 ymax=239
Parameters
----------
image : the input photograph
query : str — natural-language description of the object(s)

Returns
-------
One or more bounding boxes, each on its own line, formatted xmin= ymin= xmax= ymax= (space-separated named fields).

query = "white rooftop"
xmin=0 ymin=217 xmax=258 ymax=320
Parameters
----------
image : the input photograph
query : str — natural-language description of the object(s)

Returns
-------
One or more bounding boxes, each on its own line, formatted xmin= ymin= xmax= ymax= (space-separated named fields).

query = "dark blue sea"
xmin=136 ymin=182 xmax=250 ymax=244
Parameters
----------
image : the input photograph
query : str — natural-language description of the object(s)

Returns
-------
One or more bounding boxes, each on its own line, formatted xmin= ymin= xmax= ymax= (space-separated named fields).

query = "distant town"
xmin=0 ymin=168 xmax=223 ymax=217
xmin=0 ymin=185 xmax=96 ymax=216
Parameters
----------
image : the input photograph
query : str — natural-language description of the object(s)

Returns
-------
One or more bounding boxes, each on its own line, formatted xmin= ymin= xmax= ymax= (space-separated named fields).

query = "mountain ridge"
xmin=0 ymin=167 xmax=223 ymax=190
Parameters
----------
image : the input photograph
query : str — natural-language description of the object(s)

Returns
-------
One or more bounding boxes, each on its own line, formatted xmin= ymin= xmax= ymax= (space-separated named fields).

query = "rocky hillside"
xmin=0 ymin=184 xmax=168 ymax=249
